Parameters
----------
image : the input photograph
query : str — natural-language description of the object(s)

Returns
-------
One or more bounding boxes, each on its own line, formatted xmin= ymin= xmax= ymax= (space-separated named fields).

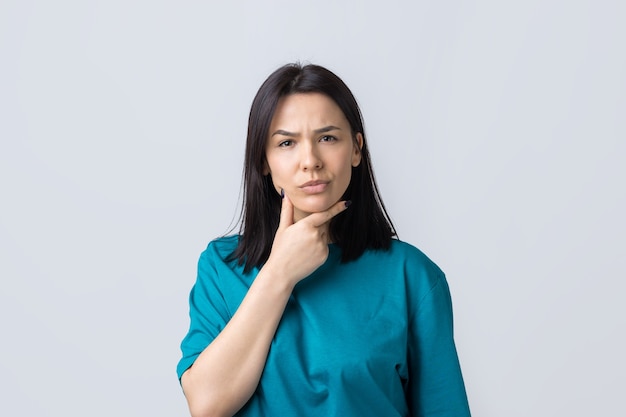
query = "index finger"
xmin=304 ymin=200 xmax=351 ymax=228
xmin=277 ymin=192 xmax=294 ymax=231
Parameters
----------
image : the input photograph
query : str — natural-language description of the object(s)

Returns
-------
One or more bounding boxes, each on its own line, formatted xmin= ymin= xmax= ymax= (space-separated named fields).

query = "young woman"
xmin=177 ymin=63 xmax=471 ymax=417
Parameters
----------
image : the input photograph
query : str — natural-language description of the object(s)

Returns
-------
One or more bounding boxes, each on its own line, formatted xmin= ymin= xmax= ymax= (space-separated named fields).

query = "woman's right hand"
xmin=263 ymin=192 xmax=349 ymax=287
xmin=181 ymin=192 xmax=349 ymax=417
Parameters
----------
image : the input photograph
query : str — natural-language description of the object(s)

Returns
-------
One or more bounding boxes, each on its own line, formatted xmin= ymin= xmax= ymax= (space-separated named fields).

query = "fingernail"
xmin=280 ymin=188 xmax=285 ymax=199
xmin=345 ymin=200 xmax=352 ymax=208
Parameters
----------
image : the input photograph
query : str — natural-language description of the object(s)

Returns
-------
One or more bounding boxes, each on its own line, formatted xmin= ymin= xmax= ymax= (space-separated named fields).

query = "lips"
xmin=299 ymin=180 xmax=328 ymax=187
xmin=299 ymin=180 xmax=329 ymax=195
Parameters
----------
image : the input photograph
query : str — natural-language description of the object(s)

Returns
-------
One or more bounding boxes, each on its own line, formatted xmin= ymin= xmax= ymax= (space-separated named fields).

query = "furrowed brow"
xmin=271 ymin=129 xmax=298 ymax=137
xmin=314 ymin=125 xmax=341 ymax=134
xmin=271 ymin=125 xmax=341 ymax=137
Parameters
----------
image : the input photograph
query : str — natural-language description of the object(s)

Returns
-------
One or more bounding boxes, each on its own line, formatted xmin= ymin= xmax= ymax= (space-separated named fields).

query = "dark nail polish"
xmin=345 ymin=200 xmax=352 ymax=208
xmin=280 ymin=188 xmax=285 ymax=198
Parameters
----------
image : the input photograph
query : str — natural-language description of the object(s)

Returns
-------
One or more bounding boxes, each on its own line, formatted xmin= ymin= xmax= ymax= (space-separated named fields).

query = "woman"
xmin=177 ymin=63 xmax=471 ymax=417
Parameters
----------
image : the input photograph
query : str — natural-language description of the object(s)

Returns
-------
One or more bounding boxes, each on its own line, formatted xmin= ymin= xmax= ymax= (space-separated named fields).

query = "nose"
xmin=300 ymin=142 xmax=322 ymax=171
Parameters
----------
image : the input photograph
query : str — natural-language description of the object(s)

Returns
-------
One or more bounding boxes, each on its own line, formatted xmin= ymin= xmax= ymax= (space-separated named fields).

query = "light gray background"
xmin=1 ymin=0 xmax=624 ymax=416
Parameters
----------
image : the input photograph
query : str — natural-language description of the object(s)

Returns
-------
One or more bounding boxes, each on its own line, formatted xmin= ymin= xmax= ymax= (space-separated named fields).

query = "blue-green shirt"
xmin=178 ymin=236 xmax=471 ymax=416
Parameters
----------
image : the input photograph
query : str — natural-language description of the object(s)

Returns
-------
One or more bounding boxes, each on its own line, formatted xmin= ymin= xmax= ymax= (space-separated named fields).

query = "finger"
xmin=277 ymin=191 xmax=294 ymax=231
xmin=306 ymin=200 xmax=351 ymax=228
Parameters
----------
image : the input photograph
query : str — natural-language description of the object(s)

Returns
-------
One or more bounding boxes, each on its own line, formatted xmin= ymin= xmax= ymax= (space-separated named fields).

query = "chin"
xmin=293 ymin=199 xmax=336 ymax=215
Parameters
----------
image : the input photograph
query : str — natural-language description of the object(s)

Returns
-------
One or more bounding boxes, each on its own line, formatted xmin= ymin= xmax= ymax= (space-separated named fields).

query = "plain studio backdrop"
xmin=1 ymin=0 xmax=624 ymax=416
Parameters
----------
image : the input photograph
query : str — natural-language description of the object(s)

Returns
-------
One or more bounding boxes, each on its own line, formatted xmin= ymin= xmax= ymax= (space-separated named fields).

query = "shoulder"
xmin=202 ymin=235 xmax=239 ymax=258
xmin=199 ymin=235 xmax=241 ymax=267
xmin=194 ymin=235 xmax=251 ymax=290
xmin=352 ymin=238 xmax=444 ymax=282
xmin=381 ymin=239 xmax=446 ymax=292
xmin=384 ymin=240 xmax=454 ymax=319
xmin=382 ymin=239 xmax=444 ymax=276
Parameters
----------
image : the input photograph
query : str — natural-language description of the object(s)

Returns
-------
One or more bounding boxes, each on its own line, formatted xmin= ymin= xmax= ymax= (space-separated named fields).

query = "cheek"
xmin=265 ymin=157 xmax=289 ymax=189
xmin=343 ymin=152 xmax=356 ymax=176
xmin=266 ymin=159 xmax=282 ymax=180
xmin=334 ymin=156 xmax=354 ymax=190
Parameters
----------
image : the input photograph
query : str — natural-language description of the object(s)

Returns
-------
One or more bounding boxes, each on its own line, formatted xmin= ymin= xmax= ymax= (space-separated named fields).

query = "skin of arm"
xmin=180 ymin=195 xmax=349 ymax=417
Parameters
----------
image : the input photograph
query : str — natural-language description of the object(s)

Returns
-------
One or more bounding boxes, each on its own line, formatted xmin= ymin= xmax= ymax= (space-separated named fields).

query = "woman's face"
xmin=265 ymin=93 xmax=362 ymax=222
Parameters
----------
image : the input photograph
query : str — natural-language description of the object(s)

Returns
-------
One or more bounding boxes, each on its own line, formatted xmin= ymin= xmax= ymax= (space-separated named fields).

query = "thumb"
xmin=277 ymin=190 xmax=294 ymax=231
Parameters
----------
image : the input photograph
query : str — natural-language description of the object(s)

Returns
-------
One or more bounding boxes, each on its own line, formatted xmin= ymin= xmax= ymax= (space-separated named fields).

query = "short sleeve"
xmin=176 ymin=243 xmax=233 ymax=381
xmin=407 ymin=271 xmax=471 ymax=416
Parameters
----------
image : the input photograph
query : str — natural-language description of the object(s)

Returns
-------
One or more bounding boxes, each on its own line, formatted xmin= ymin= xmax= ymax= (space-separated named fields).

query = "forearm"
xmin=181 ymin=268 xmax=293 ymax=417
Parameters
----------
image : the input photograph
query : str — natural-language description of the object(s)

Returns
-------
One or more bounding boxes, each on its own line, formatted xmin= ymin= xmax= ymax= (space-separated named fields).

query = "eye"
xmin=320 ymin=135 xmax=337 ymax=143
xmin=278 ymin=139 xmax=293 ymax=147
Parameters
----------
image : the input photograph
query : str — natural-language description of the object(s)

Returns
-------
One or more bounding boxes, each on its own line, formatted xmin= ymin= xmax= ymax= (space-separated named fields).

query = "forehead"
xmin=270 ymin=93 xmax=349 ymax=129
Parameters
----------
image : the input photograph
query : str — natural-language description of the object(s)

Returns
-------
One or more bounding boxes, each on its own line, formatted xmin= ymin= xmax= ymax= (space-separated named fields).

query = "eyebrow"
xmin=271 ymin=125 xmax=341 ymax=137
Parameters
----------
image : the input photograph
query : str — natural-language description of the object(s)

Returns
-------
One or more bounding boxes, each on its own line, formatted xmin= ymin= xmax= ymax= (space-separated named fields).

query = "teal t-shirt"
xmin=178 ymin=236 xmax=471 ymax=416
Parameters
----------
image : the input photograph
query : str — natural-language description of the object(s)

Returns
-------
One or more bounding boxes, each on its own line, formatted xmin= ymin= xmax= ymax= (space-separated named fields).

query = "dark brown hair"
xmin=232 ymin=63 xmax=396 ymax=272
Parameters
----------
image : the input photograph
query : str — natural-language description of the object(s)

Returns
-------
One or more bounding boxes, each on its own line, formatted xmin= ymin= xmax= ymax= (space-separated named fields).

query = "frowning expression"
xmin=265 ymin=93 xmax=362 ymax=221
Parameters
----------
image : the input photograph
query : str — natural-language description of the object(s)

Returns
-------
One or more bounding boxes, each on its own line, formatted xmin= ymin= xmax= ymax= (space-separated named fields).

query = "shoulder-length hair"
xmin=232 ymin=63 xmax=396 ymax=272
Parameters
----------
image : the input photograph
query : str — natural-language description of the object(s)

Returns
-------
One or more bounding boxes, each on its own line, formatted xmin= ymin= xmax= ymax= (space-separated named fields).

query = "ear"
xmin=351 ymin=133 xmax=363 ymax=167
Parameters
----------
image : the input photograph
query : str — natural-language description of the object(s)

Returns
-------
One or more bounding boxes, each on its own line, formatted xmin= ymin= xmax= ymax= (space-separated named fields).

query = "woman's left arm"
xmin=407 ymin=273 xmax=471 ymax=416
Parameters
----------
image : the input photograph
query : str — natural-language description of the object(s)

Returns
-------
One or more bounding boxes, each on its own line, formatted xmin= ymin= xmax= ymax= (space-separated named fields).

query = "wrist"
xmin=256 ymin=264 xmax=296 ymax=294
